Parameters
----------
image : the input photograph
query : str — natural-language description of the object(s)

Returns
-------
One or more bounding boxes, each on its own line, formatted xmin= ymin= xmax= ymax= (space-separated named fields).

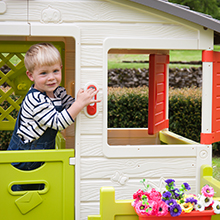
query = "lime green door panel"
xmin=0 ymin=149 xmax=74 ymax=220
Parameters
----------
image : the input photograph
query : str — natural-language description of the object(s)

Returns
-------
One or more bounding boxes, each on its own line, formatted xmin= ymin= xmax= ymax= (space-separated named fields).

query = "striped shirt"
xmin=17 ymin=86 xmax=75 ymax=143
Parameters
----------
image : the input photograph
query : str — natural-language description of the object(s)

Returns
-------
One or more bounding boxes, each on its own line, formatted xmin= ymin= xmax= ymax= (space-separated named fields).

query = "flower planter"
xmin=138 ymin=210 xmax=215 ymax=220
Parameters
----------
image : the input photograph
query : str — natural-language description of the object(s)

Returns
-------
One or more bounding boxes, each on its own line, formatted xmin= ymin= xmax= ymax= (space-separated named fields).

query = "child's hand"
xmin=67 ymin=88 xmax=101 ymax=120
xmin=76 ymin=88 xmax=101 ymax=107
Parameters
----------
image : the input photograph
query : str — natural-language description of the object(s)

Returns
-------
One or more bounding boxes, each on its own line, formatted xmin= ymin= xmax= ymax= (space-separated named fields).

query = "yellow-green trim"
xmin=55 ymin=132 xmax=66 ymax=149
xmin=159 ymin=130 xmax=199 ymax=145
xmin=200 ymin=165 xmax=220 ymax=220
xmin=88 ymin=186 xmax=138 ymax=220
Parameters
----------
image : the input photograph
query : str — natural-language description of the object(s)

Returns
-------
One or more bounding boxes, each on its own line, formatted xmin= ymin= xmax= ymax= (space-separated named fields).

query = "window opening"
xmin=0 ymin=38 xmax=76 ymax=150
xmin=107 ymin=51 xmax=159 ymax=146
xmin=107 ymin=49 xmax=201 ymax=148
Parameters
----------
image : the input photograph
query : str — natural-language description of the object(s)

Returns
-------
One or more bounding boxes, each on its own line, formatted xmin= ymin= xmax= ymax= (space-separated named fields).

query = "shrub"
xmin=108 ymin=87 xmax=202 ymax=141
xmin=108 ymin=86 xmax=220 ymax=155
xmin=169 ymin=87 xmax=202 ymax=143
xmin=0 ymin=131 xmax=13 ymax=150
xmin=213 ymin=142 xmax=220 ymax=156
xmin=108 ymin=87 xmax=149 ymax=128
xmin=0 ymin=94 xmax=19 ymax=150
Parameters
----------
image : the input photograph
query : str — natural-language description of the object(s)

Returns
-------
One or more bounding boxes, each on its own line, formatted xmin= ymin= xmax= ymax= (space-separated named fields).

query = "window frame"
xmin=103 ymin=38 xmax=196 ymax=158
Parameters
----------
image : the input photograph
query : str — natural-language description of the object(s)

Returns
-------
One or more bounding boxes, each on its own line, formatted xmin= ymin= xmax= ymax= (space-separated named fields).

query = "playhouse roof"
xmin=129 ymin=0 xmax=220 ymax=44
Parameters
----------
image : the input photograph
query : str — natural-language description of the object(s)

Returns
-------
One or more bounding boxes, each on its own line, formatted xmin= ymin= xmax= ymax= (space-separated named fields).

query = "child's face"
xmin=27 ymin=63 xmax=62 ymax=97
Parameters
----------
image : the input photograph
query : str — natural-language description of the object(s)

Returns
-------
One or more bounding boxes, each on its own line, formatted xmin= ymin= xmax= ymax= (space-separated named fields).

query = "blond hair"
xmin=24 ymin=43 xmax=62 ymax=72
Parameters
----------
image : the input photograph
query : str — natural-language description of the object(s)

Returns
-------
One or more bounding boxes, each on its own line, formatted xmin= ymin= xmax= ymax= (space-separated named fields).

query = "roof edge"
xmin=129 ymin=0 xmax=220 ymax=34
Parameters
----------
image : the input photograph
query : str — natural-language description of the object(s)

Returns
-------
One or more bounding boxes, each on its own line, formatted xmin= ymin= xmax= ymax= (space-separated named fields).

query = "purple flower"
xmin=169 ymin=203 xmax=182 ymax=217
xmin=183 ymin=183 xmax=191 ymax=190
xmin=166 ymin=199 xmax=177 ymax=208
xmin=162 ymin=191 xmax=172 ymax=200
xmin=185 ymin=197 xmax=197 ymax=205
xmin=165 ymin=179 xmax=175 ymax=186
xmin=172 ymin=188 xmax=183 ymax=198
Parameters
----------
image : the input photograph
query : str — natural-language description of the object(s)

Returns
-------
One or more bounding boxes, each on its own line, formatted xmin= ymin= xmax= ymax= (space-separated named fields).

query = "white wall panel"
xmin=80 ymin=135 xmax=103 ymax=157
xmin=80 ymin=68 xmax=103 ymax=86
xmin=0 ymin=23 xmax=29 ymax=36
xmin=80 ymin=157 xmax=196 ymax=179
xmin=28 ymin=1 xmax=167 ymax=23
xmin=0 ymin=1 xmax=27 ymax=21
xmin=80 ymin=23 xmax=198 ymax=45
xmin=81 ymin=46 xmax=103 ymax=67
xmin=80 ymin=113 xmax=103 ymax=135
xmin=80 ymin=203 xmax=99 ymax=220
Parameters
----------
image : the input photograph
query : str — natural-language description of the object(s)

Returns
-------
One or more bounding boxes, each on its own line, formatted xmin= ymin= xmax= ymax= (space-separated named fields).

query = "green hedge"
xmin=0 ymin=94 xmax=19 ymax=150
xmin=0 ymin=131 xmax=13 ymax=150
xmin=168 ymin=87 xmax=201 ymax=143
xmin=108 ymin=87 xmax=149 ymax=128
xmin=108 ymin=86 xmax=220 ymax=155
xmin=108 ymin=86 xmax=203 ymax=143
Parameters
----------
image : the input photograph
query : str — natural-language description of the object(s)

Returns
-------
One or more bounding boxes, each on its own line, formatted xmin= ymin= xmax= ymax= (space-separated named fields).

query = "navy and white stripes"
xmin=17 ymin=86 xmax=75 ymax=143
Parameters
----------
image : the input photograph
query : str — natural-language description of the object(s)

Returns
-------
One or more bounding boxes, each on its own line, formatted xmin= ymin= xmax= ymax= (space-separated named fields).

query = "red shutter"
xmin=201 ymin=51 xmax=220 ymax=144
xmin=148 ymin=54 xmax=169 ymax=135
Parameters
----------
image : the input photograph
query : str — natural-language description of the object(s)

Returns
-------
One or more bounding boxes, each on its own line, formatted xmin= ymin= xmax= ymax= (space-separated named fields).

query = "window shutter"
xmin=201 ymin=51 xmax=220 ymax=144
xmin=148 ymin=54 xmax=169 ymax=135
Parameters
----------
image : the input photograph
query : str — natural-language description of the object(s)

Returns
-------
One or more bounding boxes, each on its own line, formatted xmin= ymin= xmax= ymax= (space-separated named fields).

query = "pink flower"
xmin=201 ymin=185 xmax=215 ymax=198
xmin=147 ymin=200 xmax=158 ymax=216
xmin=148 ymin=188 xmax=162 ymax=202
xmin=143 ymin=191 xmax=151 ymax=198
xmin=134 ymin=201 xmax=148 ymax=216
xmin=132 ymin=189 xmax=145 ymax=207
xmin=156 ymin=200 xmax=169 ymax=216
xmin=133 ymin=189 xmax=144 ymax=200
xmin=131 ymin=200 xmax=137 ymax=207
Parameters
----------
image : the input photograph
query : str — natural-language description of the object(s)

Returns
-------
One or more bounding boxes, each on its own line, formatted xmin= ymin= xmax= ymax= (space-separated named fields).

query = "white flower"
xmin=200 ymin=195 xmax=213 ymax=207
xmin=213 ymin=201 xmax=220 ymax=214
xmin=195 ymin=200 xmax=205 ymax=211
xmin=131 ymin=201 xmax=135 ymax=207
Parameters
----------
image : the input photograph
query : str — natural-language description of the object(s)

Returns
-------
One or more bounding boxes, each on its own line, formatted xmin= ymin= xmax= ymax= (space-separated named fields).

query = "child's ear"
xmin=26 ymin=71 xmax=34 ymax=81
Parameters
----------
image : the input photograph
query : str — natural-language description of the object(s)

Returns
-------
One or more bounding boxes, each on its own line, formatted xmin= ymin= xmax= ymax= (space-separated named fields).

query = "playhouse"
xmin=0 ymin=0 xmax=220 ymax=219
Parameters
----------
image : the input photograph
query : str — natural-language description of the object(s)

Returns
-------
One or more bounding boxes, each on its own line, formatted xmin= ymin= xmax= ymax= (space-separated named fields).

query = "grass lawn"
xmin=212 ymin=157 xmax=220 ymax=181
xmin=108 ymin=51 xmax=202 ymax=69
xmin=108 ymin=45 xmax=220 ymax=69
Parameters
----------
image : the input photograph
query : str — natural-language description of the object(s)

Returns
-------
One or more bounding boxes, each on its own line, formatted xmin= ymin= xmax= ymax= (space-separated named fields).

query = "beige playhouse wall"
xmin=0 ymin=0 xmax=213 ymax=219
xmin=0 ymin=0 xmax=213 ymax=49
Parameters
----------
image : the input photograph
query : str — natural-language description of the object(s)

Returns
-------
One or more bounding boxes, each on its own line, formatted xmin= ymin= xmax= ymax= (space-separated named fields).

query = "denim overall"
xmin=8 ymin=89 xmax=62 ymax=191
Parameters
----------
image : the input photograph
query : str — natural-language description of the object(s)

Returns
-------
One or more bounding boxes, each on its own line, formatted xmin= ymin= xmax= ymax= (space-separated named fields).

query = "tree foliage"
xmin=169 ymin=0 xmax=220 ymax=20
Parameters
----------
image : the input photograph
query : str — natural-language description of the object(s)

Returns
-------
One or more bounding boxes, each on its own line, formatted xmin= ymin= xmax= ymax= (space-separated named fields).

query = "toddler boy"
xmin=8 ymin=43 xmax=100 ymax=190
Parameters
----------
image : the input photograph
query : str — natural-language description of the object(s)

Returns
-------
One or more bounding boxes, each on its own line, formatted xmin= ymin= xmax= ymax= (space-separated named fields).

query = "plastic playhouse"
xmin=0 ymin=0 xmax=220 ymax=219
